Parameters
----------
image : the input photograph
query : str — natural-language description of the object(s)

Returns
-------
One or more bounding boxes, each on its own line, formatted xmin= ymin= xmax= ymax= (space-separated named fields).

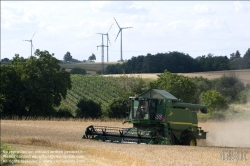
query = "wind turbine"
xmin=97 ymin=24 xmax=113 ymax=62
xmin=104 ymin=24 xmax=113 ymax=62
xmin=23 ymin=32 xmax=36 ymax=56
xmin=114 ymin=17 xmax=132 ymax=62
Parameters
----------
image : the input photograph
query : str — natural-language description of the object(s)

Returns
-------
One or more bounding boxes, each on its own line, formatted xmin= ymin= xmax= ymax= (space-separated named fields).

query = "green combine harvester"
xmin=83 ymin=89 xmax=207 ymax=146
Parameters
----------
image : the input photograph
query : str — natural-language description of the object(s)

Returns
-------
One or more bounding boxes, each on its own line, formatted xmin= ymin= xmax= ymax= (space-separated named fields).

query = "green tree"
xmin=229 ymin=57 xmax=244 ymax=70
xmin=0 ymin=50 xmax=72 ymax=117
xmin=113 ymin=74 xmax=147 ymax=98
xmin=230 ymin=53 xmax=236 ymax=60
xmin=199 ymin=90 xmax=228 ymax=115
xmin=1 ymin=58 xmax=10 ymax=62
xmin=192 ymin=76 xmax=212 ymax=103
xmin=196 ymin=54 xmax=230 ymax=71
xmin=88 ymin=53 xmax=96 ymax=61
xmin=106 ymin=98 xmax=128 ymax=118
xmin=54 ymin=108 xmax=73 ymax=118
xmin=235 ymin=50 xmax=241 ymax=58
xmin=76 ymin=99 xmax=102 ymax=118
xmin=0 ymin=65 xmax=26 ymax=117
xmin=212 ymin=73 xmax=244 ymax=102
xmin=121 ymin=52 xmax=200 ymax=74
xmin=105 ymin=63 xmax=123 ymax=74
xmin=149 ymin=71 xmax=196 ymax=102
xmin=104 ymin=74 xmax=147 ymax=118
xmin=243 ymin=48 xmax=250 ymax=68
xmin=0 ymin=94 xmax=4 ymax=113
xmin=230 ymin=50 xmax=240 ymax=60
xmin=64 ymin=51 xmax=72 ymax=62
xmin=70 ymin=67 xmax=86 ymax=75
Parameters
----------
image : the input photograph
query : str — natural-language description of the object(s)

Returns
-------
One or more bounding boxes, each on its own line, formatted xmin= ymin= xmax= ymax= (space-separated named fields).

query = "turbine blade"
xmin=114 ymin=29 xmax=121 ymax=42
xmin=31 ymin=32 xmax=36 ymax=40
xmin=32 ymin=43 xmax=34 ymax=50
xmin=122 ymin=27 xmax=133 ymax=29
xmin=107 ymin=34 xmax=111 ymax=46
xmin=107 ymin=23 xmax=113 ymax=33
xmin=113 ymin=17 xmax=120 ymax=29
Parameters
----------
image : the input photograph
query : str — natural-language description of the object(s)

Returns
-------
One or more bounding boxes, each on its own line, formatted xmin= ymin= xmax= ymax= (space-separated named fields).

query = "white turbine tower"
xmin=97 ymin=24 xmax=113 ymax=62
xmin=103 ymin=24 xmax=113 ymax=62
xmin=114 ymin=17 xmax=132 ymax=62
xmin=23 ymin=32 xmax=36 ymax=56
xmin=96 ymin=33 xmax=107 ymax=75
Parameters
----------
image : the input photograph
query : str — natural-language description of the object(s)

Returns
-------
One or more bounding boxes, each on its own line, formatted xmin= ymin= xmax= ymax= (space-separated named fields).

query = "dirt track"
xmin=1 ymin=120 xmax=250 ymax=166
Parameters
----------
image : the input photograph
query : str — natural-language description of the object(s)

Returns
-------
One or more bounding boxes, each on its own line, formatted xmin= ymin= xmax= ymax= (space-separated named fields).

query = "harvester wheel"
xmin=170 ymin=132 xmax=176 ymax=145
xmin=182 ymin=135 xmax=197 ymax=146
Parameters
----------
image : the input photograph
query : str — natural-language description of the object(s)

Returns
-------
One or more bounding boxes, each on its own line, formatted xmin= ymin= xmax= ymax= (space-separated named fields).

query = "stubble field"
xmin=1 ymin=120 xmax=250 ymax=166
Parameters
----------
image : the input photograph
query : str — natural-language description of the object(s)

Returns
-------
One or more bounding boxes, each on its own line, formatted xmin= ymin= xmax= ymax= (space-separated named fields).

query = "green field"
xmin=60 ymin=74 xmax=125 ymax=113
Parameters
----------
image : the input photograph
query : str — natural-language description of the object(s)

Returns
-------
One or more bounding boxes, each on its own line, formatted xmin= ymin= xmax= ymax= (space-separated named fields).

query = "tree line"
xmin=1 ymin=51 xmax=96 ymax=63
xmin=63 ymin=52 xmax=96 ymax=62
xmin=104 ymin=48 xmax=250 ymax=74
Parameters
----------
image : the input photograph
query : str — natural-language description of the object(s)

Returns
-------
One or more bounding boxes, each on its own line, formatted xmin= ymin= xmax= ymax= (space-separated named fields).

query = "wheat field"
xmin=1 ymin=120 xmax=250 ymax=166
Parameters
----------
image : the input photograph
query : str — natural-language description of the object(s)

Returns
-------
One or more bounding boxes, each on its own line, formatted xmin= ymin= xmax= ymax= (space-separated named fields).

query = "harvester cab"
xmin=83 ymin=89 xmax=208 ymax=146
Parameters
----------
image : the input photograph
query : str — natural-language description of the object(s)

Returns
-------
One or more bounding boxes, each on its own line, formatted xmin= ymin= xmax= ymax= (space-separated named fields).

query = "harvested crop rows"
xmin=62 ymin=75 xmax=121 ymax=111
xmin=1 ymin=120 xmax=250 ymax=166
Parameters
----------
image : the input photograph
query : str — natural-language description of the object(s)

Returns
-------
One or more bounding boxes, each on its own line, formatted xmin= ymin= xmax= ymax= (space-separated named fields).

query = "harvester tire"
xmin=170 ymin=132 xmax=176 ymax=145
xmin=182 ymin=135 xmax=197 ymax=146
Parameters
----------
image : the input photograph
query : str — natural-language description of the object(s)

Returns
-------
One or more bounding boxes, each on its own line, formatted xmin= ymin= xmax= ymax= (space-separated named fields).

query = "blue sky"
xmin=1 ymin=1 xmax=250 ymax=62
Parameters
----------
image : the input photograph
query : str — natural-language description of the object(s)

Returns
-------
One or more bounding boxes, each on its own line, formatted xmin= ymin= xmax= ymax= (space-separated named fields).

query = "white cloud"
xmin=166 ymin=20 xmax=191 ymax=30
xmin=1 ymin=8 xmax=33 ymax=30
xmin=233 ymin=1 xmax=243 ymax=12
xmin=128 ymin=15 xmax=146 ymax=22
xmin=193 ymin=4 xmax=215 ymax=14
xmin=75 ymin=19 xmax=113 ymax=38
xmin=146 ymin=22 xmax=159 ymax=28
xmin=90 ymin=1 xmax=111 ymax=12
xmin=213 ymin=19 xmax=225 ymax=30
xmin=193 ymin=19 xmax=211 ymax=30
xmin=126 ymin=2 xmax=143 ymax=10
xmin=192 ymin=18 xmax=228 ymax=33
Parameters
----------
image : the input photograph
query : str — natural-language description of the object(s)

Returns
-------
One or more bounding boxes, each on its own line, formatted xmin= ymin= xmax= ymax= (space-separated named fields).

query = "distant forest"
xmin=104 ymin=48 xmax=250 ymax=74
